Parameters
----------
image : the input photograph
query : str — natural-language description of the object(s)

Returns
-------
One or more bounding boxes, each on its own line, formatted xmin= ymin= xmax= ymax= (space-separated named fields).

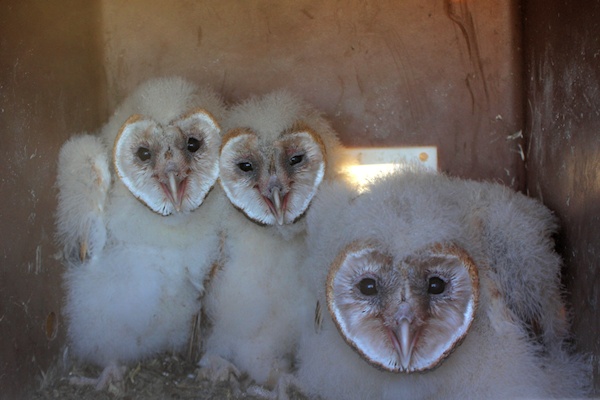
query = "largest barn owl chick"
xmin=56 ymin=77 xmax=225 ymax=390
xmin=293 ymin=168 xmax=589 ymax=400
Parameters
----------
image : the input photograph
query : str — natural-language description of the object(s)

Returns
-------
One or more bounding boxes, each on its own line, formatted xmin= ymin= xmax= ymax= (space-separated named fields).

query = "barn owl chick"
xmin=294 ymin=169 xmax=589 ymax=400
xmin=57 ymin=77 xmax=225 ymax=390
xmin=199 ymin=90 xmax=348 ymax=390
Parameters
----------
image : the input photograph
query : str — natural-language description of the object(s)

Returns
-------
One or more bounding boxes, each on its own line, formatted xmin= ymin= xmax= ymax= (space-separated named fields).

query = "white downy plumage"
xmin=56 ymin=76 xmax=226 ymax=389
xmin=294 ymin=168 xmax=590 ymax=400
xmin=199 ymin=90 xmax=349 ymax=391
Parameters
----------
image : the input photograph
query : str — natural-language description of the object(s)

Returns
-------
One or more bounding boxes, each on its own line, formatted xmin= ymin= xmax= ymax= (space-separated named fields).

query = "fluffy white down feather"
xmin=56 ymin=77 xmax=226 ymax=385
xmin=202 ymin=209 xmax=313 ymax=386
xmin=220 ymin=90 xmax=347 ymax=184
xmin=102 ymin=76 xmax=226 ymax=146
xmin=295 ymin=168 xmax=590 ymax=399
xmin=63 ymin=190 xmax=223 ymax=367
xmin=56 ymin=134 xmax=111 ymax=263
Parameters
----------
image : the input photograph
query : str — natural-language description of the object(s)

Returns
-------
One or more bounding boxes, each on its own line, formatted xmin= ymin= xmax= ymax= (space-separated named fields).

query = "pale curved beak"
xmin=398 ymin=320 xmax=415 ymax=369
xmin=271 ymin=186 xmax=284 ymax=225
xmin=160 ymin=172 xmax=186 ymax=213
xmin=387 ymin=304 xmax=420 ymax=371
xmin=168 ymin=173 xmax=180 ymax=211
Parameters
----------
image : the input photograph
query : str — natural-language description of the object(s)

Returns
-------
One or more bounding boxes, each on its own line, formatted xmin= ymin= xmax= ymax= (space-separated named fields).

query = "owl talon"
xmin=197 ymin=353 xmax=241 ymax=383
xmin=68 ymin=363 xmax=127 ymax=391
xmin=246 ymin=373 xmax=298 ymax=400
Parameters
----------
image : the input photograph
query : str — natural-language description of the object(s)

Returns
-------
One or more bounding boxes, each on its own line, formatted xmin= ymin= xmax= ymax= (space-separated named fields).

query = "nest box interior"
xmin=0 ymin=1 xmax=598 ymax=398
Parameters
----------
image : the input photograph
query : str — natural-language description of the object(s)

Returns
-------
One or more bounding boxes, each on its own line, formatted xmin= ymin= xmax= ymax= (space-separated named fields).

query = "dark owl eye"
xmin=290 ymin=154 xmax=304 ymax=166
xmin=187 ymin=137 xmax=201 ymax=153
xmin=237 ymin=162 xmax=253 ymax=172
xmin=428 ymin=276 xmax=446 ymax=295
xmin=358 ymin=278 xmax=378 ymax=296
xmin=136 ymin=147 xmax=151 ymax=162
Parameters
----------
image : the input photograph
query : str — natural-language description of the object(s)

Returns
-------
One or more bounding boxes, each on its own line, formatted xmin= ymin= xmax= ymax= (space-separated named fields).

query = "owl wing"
xmin=56 ymin=133 xmax=111 ymax=262
xmin=463 ymin=180 xmax=569 ymax=349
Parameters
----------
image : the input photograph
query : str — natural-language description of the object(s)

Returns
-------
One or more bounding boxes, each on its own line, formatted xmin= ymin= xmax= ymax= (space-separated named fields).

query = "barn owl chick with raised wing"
xmin=199 ymin=90 xmax=348 ymax=390
xmin=294 ymin=169 xmax=589 ymax=400
xmin=56 ymin=77 xmax=226 ymax=390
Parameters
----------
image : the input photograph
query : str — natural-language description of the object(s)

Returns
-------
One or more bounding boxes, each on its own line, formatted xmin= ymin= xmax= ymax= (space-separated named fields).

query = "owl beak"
xmin=263 ymin=185 xmax=287 ymax=225
xmin=161 ymin=172 xmax=186 ymax=212
xmin=263 ymin=175 xmax=290 ymax=225
xmin=398 ymin=320 xmax=415 ymax=370
xmin=169 ymin=173 xmax=179 ymax=208
xmin=271 ymin=187 xmax=285 ymax=225
xmin=387 ymin=305 xmax=420 ymax=371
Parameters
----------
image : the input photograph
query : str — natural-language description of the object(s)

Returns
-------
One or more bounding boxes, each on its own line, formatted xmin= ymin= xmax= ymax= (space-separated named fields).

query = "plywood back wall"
xmin=524 ymin=0 xmax=600 ymax=392
xmin=0 ymin=2 xmax=107 ymax=398
xmin=100 ymin=0 xmax=525 ymax=188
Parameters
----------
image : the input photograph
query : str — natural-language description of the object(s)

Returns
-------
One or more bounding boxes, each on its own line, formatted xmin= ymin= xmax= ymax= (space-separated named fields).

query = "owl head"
xmin=219 ymin=91 xmax=346 ymax=226
xmin=327 ymin=241 xmax=479 ymax=373
xmin=303 ymin=168 xmax=481 ymax=373
xmin=113 ymin=109 xmax=221 ymax=216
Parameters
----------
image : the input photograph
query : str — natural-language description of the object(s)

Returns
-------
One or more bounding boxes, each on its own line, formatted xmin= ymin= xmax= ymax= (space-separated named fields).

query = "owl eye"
xmin=290 ymin=154 xmax=304 ymax=166
xmin=187 ymin=137 xmax=201 ymax=153
xmin=136 ymin=147 xmax=151 ymax=162
xmin=358 ymin=278 xmax=378 ymax=296
xmin=428 ymin=276 xmax=446 ymax=295
xmin=237 ymin=162 xmax=253 ymax=172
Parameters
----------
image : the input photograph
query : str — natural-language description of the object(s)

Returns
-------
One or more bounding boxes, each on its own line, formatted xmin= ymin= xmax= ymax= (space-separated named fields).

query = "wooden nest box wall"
xmin=0 ymin=1 xmax=598 ymax=398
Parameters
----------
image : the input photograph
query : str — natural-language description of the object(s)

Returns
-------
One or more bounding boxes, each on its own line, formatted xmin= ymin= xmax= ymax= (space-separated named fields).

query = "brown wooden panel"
xmin=524 ymin=0 xmax=600 ymax=393
xmin=100 ymin=0 xmax=525 ymax=188
xmin=0 ymin=1 xmax=107 ymax=398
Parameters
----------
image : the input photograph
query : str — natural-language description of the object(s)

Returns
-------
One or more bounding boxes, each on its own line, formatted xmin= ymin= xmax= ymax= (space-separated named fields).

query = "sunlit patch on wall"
xmin=344 ymin=147 xmax=438 ymax=190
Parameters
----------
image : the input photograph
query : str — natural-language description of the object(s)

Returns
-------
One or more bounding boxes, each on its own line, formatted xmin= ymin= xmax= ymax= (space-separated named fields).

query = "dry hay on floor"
xmin=30 ymin=353 xmax=311 ymax=400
